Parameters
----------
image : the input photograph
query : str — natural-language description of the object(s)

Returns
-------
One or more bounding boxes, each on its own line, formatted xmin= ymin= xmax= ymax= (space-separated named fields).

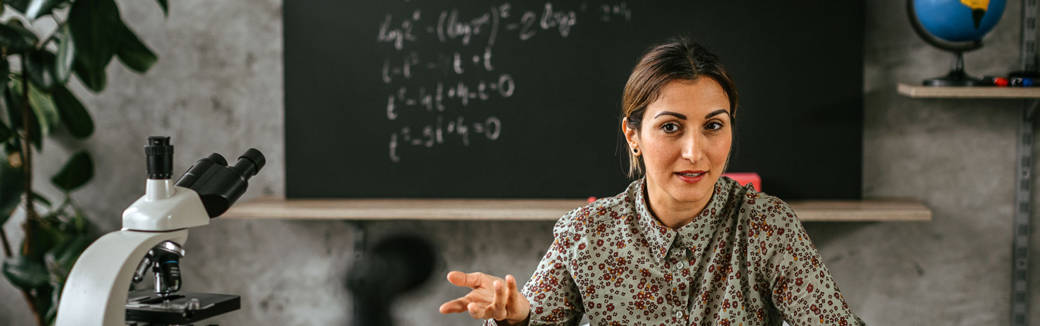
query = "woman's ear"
xmin=621 ymin=117 xmax=639 ymax=146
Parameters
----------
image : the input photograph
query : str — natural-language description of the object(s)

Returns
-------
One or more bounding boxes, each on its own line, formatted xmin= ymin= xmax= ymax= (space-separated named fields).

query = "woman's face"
xmin=624 ymin=77 xmax=732 ymax=212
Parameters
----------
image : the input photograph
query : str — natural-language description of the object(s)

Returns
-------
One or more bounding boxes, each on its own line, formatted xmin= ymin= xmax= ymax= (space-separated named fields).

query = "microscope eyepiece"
xmin=144 ymin=136 xmax=174 ymax=179
xmin=234 ymin=148 xmax=265 ymax=178
xmin=175 ymin=154 xmax=226 ymax=190
xmin=208 ymin=153 xmax=228 ymax=166
xmin=176 ymin=149 xmax=266 ymax=218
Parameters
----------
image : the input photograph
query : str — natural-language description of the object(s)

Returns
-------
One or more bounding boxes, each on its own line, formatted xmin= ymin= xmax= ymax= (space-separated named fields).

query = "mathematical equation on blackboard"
xmin=377 ymin=1 xmax=632 ymax=162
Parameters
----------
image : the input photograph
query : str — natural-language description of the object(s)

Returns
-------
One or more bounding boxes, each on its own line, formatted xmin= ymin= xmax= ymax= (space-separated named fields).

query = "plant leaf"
xmin=0 ymin=56 xmax=9 ymax=97
xmin=115 ymin=22 xmax=156 ymax=73
xmin=28 ymin=82 xmax=58 ymax=136
xmin=68 ymin=0 xmax=120 ymax=92
xmin=2 ymin=256 xmax=48 ymax=289
xmin=156 ymin=0 xmax=168 ymax=17
xmin=51 ymin=151 xmax=92 ymax=191
xmin=5 ymin=78 xmax=43 ymax=150
xmin=6 ymin=0 xmax=29 ymax=13
xmin=0 ymin=21 xmax=38 ymax=53
xmin=25 ymin=50 xmax=57 ymax=90
xmin=68 ymin=213 xmax=85 ymax=234
xmin=23 ymin=217 xmax=63 ymax=260
xmin=0 ymin=120 xmax=11 ymax=142
xmin=38 ymin=289 xmax=54 ymax=318
xmin=4 ymin=77 xmax=24 ymax=130
xmin=25 ymin=0 xmax=64 ymax=20
xmin=44 ymin=234 xmax=89 ymax=281
xmin=45 ymin=280 xmax=60 ymax=324
xmin=51 ymin=85 xmax=92 ymax=138
xmin=54 ymin=24 xmax=74 ymax=84
xmin=72 ymin=54 xmax=105 ymax=92
xmin=31 ymin=283 xmax=52 ymax=322
xmin=27 ymin=110 xmax=40 ymax=150
xmin=30 ymin=191 xmax=50 ymax=207
xmin=0 ymin=152 xmax=25 ymax=225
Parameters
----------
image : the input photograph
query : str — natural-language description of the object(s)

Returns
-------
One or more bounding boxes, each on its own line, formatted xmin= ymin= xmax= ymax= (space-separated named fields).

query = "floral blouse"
xmin=512 ymin=177 xmax=863 ymax=326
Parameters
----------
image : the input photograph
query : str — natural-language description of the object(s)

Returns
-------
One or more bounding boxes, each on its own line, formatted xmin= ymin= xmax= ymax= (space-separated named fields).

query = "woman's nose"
xmin=680 ymin=134 xmax=704 ymax=163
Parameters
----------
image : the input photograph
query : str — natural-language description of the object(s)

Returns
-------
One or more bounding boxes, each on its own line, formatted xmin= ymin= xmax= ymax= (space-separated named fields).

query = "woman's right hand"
xmin=438 ymin=271 xmax=530 ymax=325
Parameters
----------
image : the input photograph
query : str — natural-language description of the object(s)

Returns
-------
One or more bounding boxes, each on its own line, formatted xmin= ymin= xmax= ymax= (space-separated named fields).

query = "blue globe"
xmin=914 ymin=0 xmax=1006 ymax=42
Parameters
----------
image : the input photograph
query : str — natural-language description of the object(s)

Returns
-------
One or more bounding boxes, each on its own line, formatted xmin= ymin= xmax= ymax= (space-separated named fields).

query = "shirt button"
xmin=676 ymin=262 xmax=684 ymax=269
xmin=676 ymin=311 xmax=684 ymax=319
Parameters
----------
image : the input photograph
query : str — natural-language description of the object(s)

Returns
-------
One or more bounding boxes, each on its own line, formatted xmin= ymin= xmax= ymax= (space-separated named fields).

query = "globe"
xmin=908 ymin=0 xmax=1007 ymax=86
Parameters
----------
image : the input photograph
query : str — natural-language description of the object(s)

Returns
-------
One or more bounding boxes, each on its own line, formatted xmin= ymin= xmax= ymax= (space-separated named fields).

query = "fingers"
xmin=446 ymin=270 xmax=487 ymax=289
xmin=443 ymin=270 xmax=518 ymax=320
xmin=465 ymin=272 xmax=488 ymax=288
xmin=442 ymin=290 xmax=493 ymax=316
xmin=506 ymin=274 xmax=519 ymax=296
xmin=503 ymin=275 xmax=520 ymax=320
xmin=439 ymin=297 xmax=469 ymax=314
xmin=468 ymin=302 xmax=493 ymax=320
xmin=446 ymin=271 xmax=467 ymax=287
xmin=493 ymin=279 xmax=507 ymax=320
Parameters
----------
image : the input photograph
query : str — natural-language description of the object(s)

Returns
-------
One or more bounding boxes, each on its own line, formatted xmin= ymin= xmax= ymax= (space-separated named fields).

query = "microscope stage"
xmin=126 ymin=290 xmax=240 ymax=325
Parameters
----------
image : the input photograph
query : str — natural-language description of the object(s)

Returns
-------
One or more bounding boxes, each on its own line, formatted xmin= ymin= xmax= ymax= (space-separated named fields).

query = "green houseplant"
xmin=0 ymin=0 xmax=168 ymax=324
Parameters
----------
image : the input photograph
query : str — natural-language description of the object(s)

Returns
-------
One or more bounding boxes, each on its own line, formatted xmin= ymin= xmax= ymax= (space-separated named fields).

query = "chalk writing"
xmin=377 ymin=1 xmax=631 ymax=162
xmin=386 ymin=74 xmax=516 ymax=120
xmin=388 ymin=115 xmax=502 ymax=162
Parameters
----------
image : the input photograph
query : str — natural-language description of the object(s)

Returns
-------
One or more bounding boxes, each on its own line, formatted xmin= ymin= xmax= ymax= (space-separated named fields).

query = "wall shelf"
xmin=223 ymin=197 xmax=932 ymax=222
xmin=898 ymin=81 xmax=1037 ymax=325
xmin=897 ymin=83 xmax=1040 ymax=98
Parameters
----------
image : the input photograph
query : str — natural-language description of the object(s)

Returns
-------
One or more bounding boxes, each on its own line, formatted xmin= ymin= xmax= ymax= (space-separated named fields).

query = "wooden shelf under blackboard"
xmin=223 ymin=198 xmax=931 ymax=222
xmin=898 ymin=83 xmax=1040 ymax=98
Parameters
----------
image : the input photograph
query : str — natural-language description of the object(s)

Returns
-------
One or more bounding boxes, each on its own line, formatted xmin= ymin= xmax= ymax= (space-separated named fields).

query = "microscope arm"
xmin=57 ymin=180 xmax=210 ymax=326
xmin=56 ymin=229 xmax=188 ymax=326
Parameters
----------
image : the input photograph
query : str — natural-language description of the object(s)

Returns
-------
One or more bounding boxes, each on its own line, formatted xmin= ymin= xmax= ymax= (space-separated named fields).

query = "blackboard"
xmin=285 ymin=0 xmax=864 ymax=199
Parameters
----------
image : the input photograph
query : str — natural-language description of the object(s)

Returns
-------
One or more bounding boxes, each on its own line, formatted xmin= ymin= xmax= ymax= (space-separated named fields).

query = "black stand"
xmin=922 ymin=52 xmax=983 ymax=86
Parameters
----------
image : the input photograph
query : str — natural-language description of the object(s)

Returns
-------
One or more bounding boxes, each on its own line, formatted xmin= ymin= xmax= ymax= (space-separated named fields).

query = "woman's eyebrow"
xmin=705 ymin=109 xmax=730 ymax=119
xmin=653 ymin=111 xmax=686 ymax=120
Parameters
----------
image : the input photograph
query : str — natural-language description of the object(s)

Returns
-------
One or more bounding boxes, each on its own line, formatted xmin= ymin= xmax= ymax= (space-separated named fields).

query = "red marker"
xmin=995 ymin=77 xmax=1010 ymax=87
xmin=722 ymin=172 xmax=762 ymax=191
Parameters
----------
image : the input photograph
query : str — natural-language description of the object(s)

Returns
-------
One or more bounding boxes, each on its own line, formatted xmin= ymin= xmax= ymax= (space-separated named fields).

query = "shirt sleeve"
xmin=765 ymin=199 xmax=865 ymax=326
xmin=520 ymin=210 xmax=585 ymax=326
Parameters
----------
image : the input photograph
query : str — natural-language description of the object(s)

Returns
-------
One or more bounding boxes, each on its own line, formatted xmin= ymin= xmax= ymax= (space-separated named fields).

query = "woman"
xmin=438 ymin=38 xmax=864 ymax=326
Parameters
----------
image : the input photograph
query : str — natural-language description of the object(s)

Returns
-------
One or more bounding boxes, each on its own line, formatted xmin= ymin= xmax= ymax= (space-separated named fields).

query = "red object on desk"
xmin=723 ymin=172 xmax=761 ymax=191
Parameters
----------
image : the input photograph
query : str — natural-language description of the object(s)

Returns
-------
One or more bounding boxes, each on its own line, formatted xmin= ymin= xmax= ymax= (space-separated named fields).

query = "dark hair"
xmin=621 ymin=37 xmax=738 ymax=177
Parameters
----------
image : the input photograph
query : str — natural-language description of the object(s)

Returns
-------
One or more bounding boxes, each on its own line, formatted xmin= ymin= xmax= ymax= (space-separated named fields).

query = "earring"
xmin=632 ymin=146 xmax=639 ymax=155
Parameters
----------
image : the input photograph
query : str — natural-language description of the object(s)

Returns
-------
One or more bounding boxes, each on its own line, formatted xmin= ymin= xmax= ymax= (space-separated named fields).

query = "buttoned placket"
xmin=669 ymin=246 xmax=692 ymax=324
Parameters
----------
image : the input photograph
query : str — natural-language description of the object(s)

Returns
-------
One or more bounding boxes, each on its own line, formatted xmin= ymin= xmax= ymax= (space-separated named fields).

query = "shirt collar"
xmin=630 ymin=176 xmax=734 ymax=262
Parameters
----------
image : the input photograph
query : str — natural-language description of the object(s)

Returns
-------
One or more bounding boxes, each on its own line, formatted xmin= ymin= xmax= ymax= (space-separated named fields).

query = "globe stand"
xmin=923 ymin=51 xmax=983 ymax=86
xmin=907 ymin=0 xmax=988 ymax=87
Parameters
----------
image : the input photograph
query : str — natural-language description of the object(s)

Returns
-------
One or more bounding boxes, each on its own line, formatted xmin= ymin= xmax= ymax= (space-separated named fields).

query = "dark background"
xmin=285 ymin=0 xmax=864 ymax=199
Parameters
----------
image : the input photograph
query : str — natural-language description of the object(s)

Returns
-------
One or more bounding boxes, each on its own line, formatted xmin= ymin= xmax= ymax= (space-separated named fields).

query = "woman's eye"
xmin=705 ymin=121 xmax=724 ymax=131
xmin=660 ymin=122 xmax=680 ymax=133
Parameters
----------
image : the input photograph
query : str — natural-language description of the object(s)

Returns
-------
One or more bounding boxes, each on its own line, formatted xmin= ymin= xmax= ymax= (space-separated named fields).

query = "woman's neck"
xmin=644 ymin=180 xmax=712 ymax=229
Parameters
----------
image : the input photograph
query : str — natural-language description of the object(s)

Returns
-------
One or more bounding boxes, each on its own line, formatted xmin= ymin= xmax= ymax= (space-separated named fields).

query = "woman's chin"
xmin=663 ymin=186 xmax=711 ymax=205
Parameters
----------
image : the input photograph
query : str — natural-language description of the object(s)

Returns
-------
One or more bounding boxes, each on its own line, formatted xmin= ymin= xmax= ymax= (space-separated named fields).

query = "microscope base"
xmin=125 ymin=290 xmax=240 ymax=325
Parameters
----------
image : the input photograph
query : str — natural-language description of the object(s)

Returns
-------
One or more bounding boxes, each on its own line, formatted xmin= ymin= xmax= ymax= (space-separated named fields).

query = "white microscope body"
xmin=56 ymin=180 xmax=208 ymax=326
xmin=55 ymin=137 xmax=264 ymax=326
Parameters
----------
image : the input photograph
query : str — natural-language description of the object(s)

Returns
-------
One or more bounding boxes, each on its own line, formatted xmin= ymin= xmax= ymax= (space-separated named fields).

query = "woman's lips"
xmin=674 ymin=170 xmax=707 ymax=184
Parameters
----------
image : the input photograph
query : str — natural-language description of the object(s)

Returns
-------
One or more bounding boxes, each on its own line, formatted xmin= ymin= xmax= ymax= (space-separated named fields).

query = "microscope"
xmin=55 ymin=136 xmax=265 ymax=326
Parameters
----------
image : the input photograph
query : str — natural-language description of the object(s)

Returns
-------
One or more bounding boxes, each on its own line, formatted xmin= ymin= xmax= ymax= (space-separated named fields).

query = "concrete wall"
xmin=2 ymin=0 xmax=1037 ymax=325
